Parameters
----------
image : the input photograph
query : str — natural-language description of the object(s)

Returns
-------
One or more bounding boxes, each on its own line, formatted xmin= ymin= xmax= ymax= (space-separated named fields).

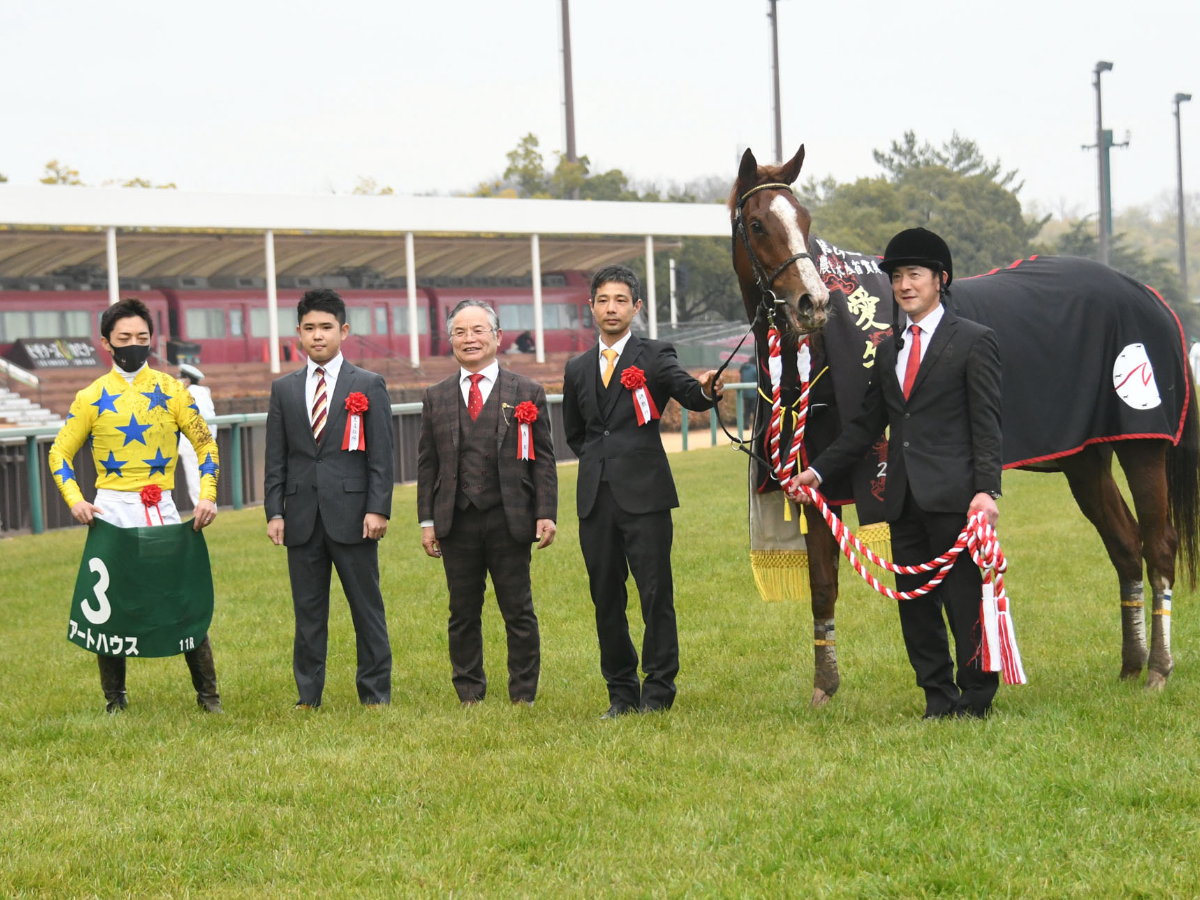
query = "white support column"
xmin=405 ymin=232 xmax=420 ymax=367
xmin=645 ymin=235 xmax=657 ymax=339
xmin=668 ymin=257 xmax=678 ymax=328
xmin=531 ymin=233 xmax=545 ymax=364
xmin=265 ymin=229 xmax=280 ymax=374
xmin=106 ymin=227 xmax=119 ymax=307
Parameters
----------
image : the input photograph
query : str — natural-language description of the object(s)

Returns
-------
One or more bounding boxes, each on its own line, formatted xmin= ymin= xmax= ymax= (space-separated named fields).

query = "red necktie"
xmin=467 ymin=373 xmax=484 ymax=421
xmin=311 ymin=366 xmax=328 ymax=442
xmin=902 ymin=325 xmax=921 ymax=400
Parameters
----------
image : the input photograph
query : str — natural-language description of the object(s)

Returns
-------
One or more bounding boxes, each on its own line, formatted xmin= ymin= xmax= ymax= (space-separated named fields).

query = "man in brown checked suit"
xmin=417 ymin=299 xmax=558 ymax=706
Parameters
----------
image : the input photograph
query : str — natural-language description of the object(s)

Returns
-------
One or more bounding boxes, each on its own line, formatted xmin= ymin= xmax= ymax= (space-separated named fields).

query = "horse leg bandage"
xmin=1149 ymin=586 xmax=1174 ymax=681
xmin=1119 ymin=580 xmax=1148 ymax=676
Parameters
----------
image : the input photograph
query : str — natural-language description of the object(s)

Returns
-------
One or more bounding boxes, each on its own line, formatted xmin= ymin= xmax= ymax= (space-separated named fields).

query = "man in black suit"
xmin=264 ymin=289 xmax=395 ymax=709
xmin=563 ymin=265 xmax=723 ymax=717
xmin=795 ymin=228 xmax=1003 ymax=718
xmin=417 ymin=300 xmax=558 ymax=706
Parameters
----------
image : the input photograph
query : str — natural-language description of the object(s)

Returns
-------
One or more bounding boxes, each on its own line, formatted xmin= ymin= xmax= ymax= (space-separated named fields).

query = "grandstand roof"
xmin=0 ymin=185 xmax=727 ymax=279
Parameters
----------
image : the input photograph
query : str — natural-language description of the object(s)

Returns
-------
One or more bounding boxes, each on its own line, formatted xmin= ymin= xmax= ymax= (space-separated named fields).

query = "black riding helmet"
xmin=881 ymin=227 xmax=953 ymax=348
xmin=880 ymin=227 xmax=953 ymax=285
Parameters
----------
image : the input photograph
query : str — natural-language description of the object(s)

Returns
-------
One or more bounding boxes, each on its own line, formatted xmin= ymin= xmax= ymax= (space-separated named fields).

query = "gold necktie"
xmin=601 ymin=349 xmax=618 ymax=388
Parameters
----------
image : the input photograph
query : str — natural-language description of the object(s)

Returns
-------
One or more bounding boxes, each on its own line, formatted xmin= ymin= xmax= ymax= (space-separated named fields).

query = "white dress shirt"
xmin=459 ymin=360 xmax=500 ymax=406
xmin=305 ymin=353 xmax=344 ymax=427
xmin=598 ymin=332 xmax=633 ymax=378
xmin=894 ymin=302 xmax=944 ymax=385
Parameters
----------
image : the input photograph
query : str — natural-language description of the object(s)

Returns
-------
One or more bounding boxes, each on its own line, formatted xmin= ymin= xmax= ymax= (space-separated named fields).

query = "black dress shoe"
xmin=293 ymin=702 xmax=320 ymax=711
xmin=600 ymin=704 xmax=635 ymax=719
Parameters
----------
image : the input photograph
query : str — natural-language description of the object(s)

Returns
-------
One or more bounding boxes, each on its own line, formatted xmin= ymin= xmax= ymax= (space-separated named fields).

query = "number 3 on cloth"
xmin=81 ymin=557 xmax=112 ymax=625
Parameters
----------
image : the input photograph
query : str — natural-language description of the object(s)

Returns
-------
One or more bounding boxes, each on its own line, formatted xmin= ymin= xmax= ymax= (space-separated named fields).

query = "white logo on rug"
xmin=1112 ymin=343 xmax=1162 ymax=410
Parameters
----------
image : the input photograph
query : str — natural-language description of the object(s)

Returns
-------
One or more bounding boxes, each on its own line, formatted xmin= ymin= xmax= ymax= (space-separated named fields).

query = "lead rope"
xmin=765 ymin=325 xmax=1026 ymax=685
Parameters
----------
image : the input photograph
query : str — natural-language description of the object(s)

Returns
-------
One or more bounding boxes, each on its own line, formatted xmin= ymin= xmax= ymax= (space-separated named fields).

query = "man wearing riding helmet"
xmin=794 ymin=227 xmax=1003 ymax=719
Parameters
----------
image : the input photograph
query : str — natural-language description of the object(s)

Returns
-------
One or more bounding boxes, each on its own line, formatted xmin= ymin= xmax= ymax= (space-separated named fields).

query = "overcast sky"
xmin=3 ymin=0 xmax=1195 ymax=219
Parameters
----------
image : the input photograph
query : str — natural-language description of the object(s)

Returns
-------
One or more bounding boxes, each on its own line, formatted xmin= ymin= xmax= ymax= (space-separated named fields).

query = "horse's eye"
xmin=750 ymin=220 xmax=765 ymax=234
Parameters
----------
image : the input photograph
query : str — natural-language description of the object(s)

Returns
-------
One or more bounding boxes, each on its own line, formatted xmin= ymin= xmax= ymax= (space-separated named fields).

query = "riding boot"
xmin=184 ymin=635 xmax=223 ymax=713
xmin=98 ymin=654 xmax=127 ymax=714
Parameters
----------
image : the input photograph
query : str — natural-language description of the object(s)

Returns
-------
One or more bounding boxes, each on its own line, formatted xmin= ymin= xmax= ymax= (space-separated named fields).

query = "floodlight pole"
xmin=768 ymin=0 xmax=783 ymax=164
xmin=1175 ymin=92 xmax=1192 ymax=301
xmin=560 ymin=0 xmax=579 ymax=200
xmin=669 ymin=257 xmax=678 ymax=328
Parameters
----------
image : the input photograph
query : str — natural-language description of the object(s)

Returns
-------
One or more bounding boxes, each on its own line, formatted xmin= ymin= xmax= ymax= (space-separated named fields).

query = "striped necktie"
xmin=312 ymin=366 xmax=328 ymax=443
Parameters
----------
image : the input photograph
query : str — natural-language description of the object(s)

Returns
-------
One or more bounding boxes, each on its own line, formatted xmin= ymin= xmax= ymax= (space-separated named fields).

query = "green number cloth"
xmin=68 ymin=518 xmax=213 ymax=658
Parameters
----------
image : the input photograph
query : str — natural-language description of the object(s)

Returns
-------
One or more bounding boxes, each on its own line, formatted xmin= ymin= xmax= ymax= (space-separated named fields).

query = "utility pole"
xmin=1174 ymin=92 xmax=1192 ymax=302
xmin=1093 ymin=61 xmax=1114 ymax=266
xmin=560 ymin=0 xmax=578 ymax=199
xmin=768 ymin=0 xmax=783 ymax=164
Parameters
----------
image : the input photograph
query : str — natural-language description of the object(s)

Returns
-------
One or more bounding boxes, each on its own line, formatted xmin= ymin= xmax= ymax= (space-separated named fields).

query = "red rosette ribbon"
xmin=514 ymin=401 xmax=538 ymax=460
xmin=620 ymin=365 xmax=660 ymax=426
xmin=342 ymin=391 xmax=369 ymax=451
xmin=140 ymin=483 xmax=164 ymax=526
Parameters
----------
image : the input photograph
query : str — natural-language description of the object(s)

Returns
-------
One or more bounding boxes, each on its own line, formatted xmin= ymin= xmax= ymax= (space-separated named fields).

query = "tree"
xmin=102 ymin=177 xmax=178 ymax=189
xmin=351 ymin=177 xmax=394 ymax=195
xmin=503 ymin=133 xmax=549 ymax=198
xmin=631 ymin=236 xmax=743 ymax=322
xmin=800 ymin=133 xmax=1046 ymax=277
xmin=41 ymin=160 xmax=83 ymax=185
xmin=0 ymin=171 xmax=7 ymax=183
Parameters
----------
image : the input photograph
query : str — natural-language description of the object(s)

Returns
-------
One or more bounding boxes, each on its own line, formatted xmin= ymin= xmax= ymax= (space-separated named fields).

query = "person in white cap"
xmin=179 ymin=364 xmax=216 ymax=507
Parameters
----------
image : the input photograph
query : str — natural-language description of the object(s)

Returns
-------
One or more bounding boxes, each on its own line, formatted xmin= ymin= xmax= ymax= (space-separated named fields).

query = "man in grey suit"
xmin=264 ymin=289 xmax=394 ymax=708
xmin=418 ymin=300 xmax=557 ymax=706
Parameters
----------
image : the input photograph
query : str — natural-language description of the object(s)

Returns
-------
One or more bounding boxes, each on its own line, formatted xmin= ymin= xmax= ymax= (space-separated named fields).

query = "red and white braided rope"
xmin=763 ymin=326 xmax=1025 ymax=684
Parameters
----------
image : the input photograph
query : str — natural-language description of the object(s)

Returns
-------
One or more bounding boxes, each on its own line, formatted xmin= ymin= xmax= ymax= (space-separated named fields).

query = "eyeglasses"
xmin=451 ymin=326 xmax=494 ymax=339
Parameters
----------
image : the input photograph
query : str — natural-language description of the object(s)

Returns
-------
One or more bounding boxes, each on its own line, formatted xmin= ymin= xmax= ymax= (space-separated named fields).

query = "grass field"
xmin=3 ymin=447 xmax=1199 ymax=897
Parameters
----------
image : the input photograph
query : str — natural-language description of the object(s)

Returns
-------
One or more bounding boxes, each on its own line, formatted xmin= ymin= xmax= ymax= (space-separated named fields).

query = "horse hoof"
xmin=810 ymin=688 xmax=831 ymax=708
xmin=1119 ymin=665 xmax=1143 ymax=681
xmin=1145 ymin=670 xmax=1171 ymax=690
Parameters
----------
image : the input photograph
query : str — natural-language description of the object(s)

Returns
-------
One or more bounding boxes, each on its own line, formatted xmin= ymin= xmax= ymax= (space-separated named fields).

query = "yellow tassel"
xmin=783 ymin=499 xmax=792 ymax=522
xmin=800 ymin=505 xmax=808 ymax=534
xmin=855 ymin=520 xmax=892 ymax=562
xmin=750 ymin=549 xmax=810 ymax=603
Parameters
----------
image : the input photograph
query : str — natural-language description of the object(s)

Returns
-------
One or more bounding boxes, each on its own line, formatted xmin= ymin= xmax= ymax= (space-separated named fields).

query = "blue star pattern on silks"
xmin=67 ymin=410 xmax=75 ymax=420
xmin=102 ymin=450 xmax=127 ymax=477
xmin=53 ymin=460 xmax=76 ymax=483
xmin=143 ymin=448 xmax=172 ymax=476
xmin=189 ymin=401 xmax=200 ymax=414
xmin=199 ymin=453 xmax=219 ymax=479
xmin=91 ymin=387 xmax=119 ymax=416
xmin=142 ymin=382 xmax=171 ymax=411
xmin=116 ymin=413 xmax=152 ymax=446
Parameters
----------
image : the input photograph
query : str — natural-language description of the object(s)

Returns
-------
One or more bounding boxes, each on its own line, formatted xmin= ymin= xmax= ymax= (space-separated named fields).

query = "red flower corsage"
xmin=514 ymin=401 xmax=538 ymax=459
xmin=140 ymin=484 xmax=162 ymax=505
xmin=620 ymin=366 xmax=659 ymax=425
xmin=345 ymin=392 xmax=369 ymax=414
xmin=343 ymin=392 xmax=369 ymax=451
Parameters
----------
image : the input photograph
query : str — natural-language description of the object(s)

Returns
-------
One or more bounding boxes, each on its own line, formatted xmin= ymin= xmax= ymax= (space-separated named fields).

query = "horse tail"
xmin=1168 ymin=375 xmax=1200 ymax=588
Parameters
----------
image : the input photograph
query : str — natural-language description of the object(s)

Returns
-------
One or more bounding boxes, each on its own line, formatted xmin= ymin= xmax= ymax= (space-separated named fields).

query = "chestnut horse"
xmin=731 ymin=145 xmax=1200 ymax=707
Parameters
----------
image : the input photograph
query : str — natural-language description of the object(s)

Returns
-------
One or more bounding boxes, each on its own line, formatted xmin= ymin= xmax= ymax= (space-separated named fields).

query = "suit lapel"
xmin=602 ymin=334 xmax=643 ymax=420
xmin=320 ymin=360 xmax=355 ymax=450
xmin=495 ymin=368 xmax=517 ymax=450
xmin=439 ymin=373 xmax=461 ymax=454
xmin=292 ymin=368 xmax=313 ymax=444
xmin=908 ymin=313 xmax=957 ymax=401
xmin=578 ymin=345 xmax=600 ymax=421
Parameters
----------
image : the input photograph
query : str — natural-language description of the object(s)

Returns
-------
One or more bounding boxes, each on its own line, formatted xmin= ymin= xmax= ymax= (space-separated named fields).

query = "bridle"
xmin=709 ymin=181 xmax=821 ymax=466
xmin=732 ymin=181 xmax=817 ymax=324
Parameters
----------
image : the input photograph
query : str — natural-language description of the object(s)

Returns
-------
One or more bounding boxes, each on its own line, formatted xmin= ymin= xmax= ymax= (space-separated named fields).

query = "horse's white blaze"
xmin=768 ymin=194 xmax=830 ymax=308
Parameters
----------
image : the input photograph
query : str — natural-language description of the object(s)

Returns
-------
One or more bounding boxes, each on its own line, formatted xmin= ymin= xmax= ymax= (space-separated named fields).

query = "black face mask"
xmin=110 ymin=343 xmax=150 ymax=373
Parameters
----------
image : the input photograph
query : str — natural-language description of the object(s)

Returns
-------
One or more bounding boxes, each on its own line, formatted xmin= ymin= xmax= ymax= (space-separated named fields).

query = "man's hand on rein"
xmin=789 ymin=468 xmax=820 ymax=504
xmin=968 ymin=492 xmax=999 ymax=529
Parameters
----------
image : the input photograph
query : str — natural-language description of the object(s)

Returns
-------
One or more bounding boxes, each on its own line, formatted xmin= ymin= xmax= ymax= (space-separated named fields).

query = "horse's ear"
xmin=738 ymin=147 xmax=759 ymax=190
xmin=779 ymin=145 xmax=806 ymax=185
